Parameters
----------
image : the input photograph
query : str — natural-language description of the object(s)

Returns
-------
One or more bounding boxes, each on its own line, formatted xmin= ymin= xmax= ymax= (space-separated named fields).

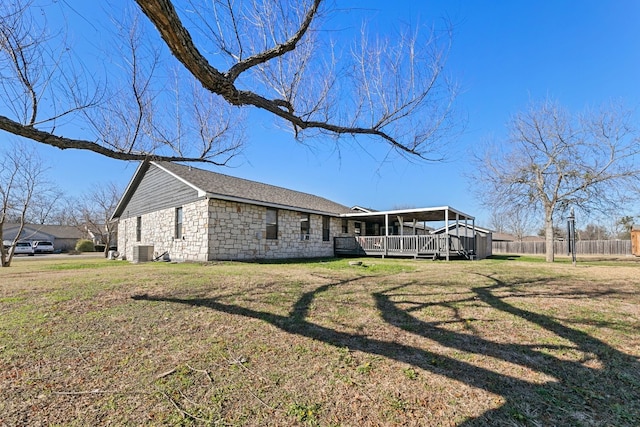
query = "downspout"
xmin=124 ymin=211 xmax=128 ymax=261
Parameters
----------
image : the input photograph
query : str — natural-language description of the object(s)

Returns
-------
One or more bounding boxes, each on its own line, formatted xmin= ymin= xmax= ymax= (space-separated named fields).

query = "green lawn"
xmin=1 ymin=256 xmax=639 ymax=426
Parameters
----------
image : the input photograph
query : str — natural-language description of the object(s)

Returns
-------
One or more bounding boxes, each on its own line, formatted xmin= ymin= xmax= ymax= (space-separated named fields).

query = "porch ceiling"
xmin=342 ymin=206 xmax=474 ymax=223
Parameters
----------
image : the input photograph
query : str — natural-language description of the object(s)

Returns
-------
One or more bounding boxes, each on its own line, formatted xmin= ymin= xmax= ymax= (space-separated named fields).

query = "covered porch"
xmin=334 ymin=206 xmax=478 ymax=260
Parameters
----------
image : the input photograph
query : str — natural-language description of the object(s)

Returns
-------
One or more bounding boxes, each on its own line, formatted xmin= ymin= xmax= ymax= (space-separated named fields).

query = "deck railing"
xmin=335 ymin=235 xmax=475 ymax=257
xmin=356 ymin=236 xmax=385 ymax=253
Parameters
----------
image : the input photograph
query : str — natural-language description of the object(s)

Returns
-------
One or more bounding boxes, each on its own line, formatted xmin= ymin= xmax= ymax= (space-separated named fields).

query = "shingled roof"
xmin=151 ymin=161 xmax=352 ymax=215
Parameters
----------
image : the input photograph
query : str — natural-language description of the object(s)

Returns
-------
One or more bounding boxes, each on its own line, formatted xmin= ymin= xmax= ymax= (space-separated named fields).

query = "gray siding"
xmin=120 ymin=164 xmax=200 ymax=219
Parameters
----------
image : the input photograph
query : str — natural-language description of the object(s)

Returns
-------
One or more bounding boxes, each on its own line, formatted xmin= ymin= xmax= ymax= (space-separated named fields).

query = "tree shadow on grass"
xmin=132 ymin=274 xmax=640 ymax=425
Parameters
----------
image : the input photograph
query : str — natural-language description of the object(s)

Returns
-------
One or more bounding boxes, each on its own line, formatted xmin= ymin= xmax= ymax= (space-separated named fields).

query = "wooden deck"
xmin=334 ymin=235 xmax=476 ymax=260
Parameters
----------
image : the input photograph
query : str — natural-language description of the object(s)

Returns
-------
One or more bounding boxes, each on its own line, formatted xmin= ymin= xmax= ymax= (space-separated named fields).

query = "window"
xmin=354 ymin=222 xmax=361 ymax=235
xmin=136 ymin=216 xmax=142 ymax=242
xmin=342 ymin=218 xmax=348 ymax=234
xmin=300 ymin=213 xmax=310 ymax=240
xmin=322 ymin=216 xmax=330 ymax=241
xmin=266 ymin=208 xmax=278 ymax=240
xmin=175 ymin=207 xmax=183 ymax=239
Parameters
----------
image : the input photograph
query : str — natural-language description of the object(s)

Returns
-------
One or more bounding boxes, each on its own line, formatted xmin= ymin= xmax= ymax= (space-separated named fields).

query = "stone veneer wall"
xmin=117 ymin=199 xmax=209 ymax=262
xmin=117 ymin=197 xmax=353 ymax=262
xmin=208 ymin=199 xmax=342 ymax=260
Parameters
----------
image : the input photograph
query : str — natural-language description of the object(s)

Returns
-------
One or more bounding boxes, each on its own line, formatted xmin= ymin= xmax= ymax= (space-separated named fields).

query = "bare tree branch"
xmin=225 ymin=0 xmax=321 ymax=82
xmin=135 ymin=0 xmax=457 ymax=158
xmin=0 ymin=0 xmax=458 ymax=163
xmin=0 ymin=115 xmax=227 ymax=164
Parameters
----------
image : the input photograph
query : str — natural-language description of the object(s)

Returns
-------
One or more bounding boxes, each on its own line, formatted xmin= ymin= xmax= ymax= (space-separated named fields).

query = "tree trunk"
xmin=103 ymin=237 xmax=110 ymax=258
xmin=544 ymin=208 xmax=555 ymax=262
xmin=0 ymin=226 xmax=6 ymax=267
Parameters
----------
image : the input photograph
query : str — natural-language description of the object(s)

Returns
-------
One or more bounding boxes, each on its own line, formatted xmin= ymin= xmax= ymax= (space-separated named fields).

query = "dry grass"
xmin=1 ymin=255 xmax=639 ymax=426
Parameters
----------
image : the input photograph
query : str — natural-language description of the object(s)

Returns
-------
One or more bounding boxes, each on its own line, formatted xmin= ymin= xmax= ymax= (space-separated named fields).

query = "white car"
xmin=33 ymin=241 xmax=54 ymax=254
xmin=12 ymin=242 xmax=35 ymax=256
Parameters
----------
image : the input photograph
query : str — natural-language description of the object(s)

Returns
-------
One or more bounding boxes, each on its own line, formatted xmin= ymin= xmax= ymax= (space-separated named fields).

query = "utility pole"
xmin=567 ymin=208 xmax=576 ymax=266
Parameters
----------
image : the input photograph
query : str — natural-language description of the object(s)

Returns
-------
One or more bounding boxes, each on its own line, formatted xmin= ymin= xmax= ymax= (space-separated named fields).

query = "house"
xmin=111 ymin=161 xmax=482 ymax=262
xmin=1 ymin=223 xmax=85 ymax=252
xmin=83 ymin=222 xmax=118 ymax=249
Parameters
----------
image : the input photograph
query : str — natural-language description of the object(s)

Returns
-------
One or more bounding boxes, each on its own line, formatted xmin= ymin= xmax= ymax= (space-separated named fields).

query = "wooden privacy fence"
xmin=492 ymin=240 xmax=632 ymax=256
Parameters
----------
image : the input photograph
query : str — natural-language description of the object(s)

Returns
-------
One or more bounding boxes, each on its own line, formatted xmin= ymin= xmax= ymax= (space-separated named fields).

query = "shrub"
xmin=75 ymin=239 xmax=95 ymax=252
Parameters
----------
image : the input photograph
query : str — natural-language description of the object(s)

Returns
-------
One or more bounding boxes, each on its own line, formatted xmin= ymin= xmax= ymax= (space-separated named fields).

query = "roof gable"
xmin=2 ymin=224 xmax=84 ymax=240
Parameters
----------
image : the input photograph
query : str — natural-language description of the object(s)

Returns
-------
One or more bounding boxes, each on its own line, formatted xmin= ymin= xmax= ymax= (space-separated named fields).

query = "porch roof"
xmin=341 ymin=206 xmax=474 ymax=223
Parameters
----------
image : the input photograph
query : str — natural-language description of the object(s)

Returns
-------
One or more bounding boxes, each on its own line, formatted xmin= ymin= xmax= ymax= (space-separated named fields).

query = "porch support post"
xmin=445 ymin=209 xmax=450 ymax=261
xmin=464 ymin=216 xmax=469 ymax=256
xmin=472 ymin=218 xmax=476 ymax=259
xmin=464 ymin=217 xmax=468 ymax=239
xmin=397 ymin=215 xmax=404 ymax=252
xmin=456 ymin=213 xmax=460 ymax=252
xmin=384 ymin=213 xmax=389 ymax=257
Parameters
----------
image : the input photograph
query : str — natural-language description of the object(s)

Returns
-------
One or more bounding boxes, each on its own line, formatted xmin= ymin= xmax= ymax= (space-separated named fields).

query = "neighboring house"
xmin=84 ymin=223 xmax=118 ymax=248
xmin=111 ymin=161 xmax=482 ymax=262
xmin=1 ymin=224 xmax=85 ymax=252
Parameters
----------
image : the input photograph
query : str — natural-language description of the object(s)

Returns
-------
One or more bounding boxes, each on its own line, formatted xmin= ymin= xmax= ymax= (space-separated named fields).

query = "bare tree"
xmin=474 ymin=99 xmax=640 ymax=262
xmin=614 ymin=215 xmax=635 ymax=240
xmin=488 ymin=207 xmax=535 ymax=240
xmin=0 ymin=142 xmax=56 ymax=267
xmin=578 ymin=223 xmax=610 ymax=241
xmin=73 ymin=182 xmax=122 ymax=257
xmin=0 ymin=0 xmax=457 ymax=164
xmin=487 ymin=209 xmax=507 ymax=234
xmin=505 ymin=208 xmax=535 ymax=241
xmin=41 ymin=196 xmax=77 ymax=226
xmin=25 ymin=188 xmax=63 ymax=224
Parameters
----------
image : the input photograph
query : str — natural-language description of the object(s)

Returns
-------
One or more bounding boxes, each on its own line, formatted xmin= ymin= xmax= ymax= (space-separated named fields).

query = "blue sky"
xmin=12 ymin=1 xmax=640 ymax=227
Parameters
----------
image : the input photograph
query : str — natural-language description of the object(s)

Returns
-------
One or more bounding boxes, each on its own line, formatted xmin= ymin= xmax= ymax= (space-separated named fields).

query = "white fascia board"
xmin=341 ymin=206 xmax=475 ymax=221
xmin=151 ymin=161 xmax=207 ymax=197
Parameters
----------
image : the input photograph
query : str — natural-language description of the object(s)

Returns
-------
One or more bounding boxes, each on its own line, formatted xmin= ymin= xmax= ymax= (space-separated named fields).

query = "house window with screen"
xmin=175 ymin=207 xmax=183 ymax=239
xmin=300 ymin=213 xmax=310 ymax=240
xmin=136 ymin=216 xmax=142 ymax=242
xmin=322 ymin=216 xmax=330 ymax=241
xmin=266 ymin=208 xmax=278 ymax=240
xmin=342 ymin=218 xmax=348 ymax=233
